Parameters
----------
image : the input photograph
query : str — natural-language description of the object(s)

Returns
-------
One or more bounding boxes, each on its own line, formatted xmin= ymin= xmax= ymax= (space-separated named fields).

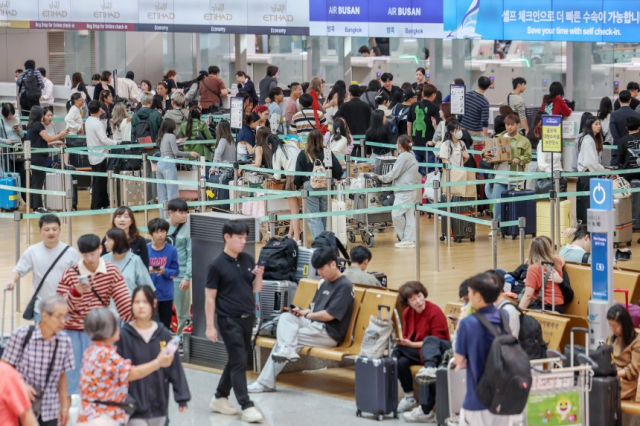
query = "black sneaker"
xmin=35 ymin=207 xmax=49 ymax=214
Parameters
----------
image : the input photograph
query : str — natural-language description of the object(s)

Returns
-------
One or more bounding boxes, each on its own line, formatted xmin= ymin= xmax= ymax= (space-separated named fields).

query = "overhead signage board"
xmin=541 ymin=115 xmax=563 ymax=153
xmin=247 ymin=0 xmax=309 ymax=36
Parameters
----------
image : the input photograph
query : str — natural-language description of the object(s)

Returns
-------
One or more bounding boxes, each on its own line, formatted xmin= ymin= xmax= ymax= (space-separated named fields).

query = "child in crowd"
xmin=454 ymin=272 xmax=511 ymax=426
xmin=167 ymin=198 xmax=193 ymax=337
xmin=342 ymin=245 xmax=381 ymax=286
xmin=147 ymin=218 xmax=179 ymax=329
xmin=393 ymin=281 xmax=450 ymax=423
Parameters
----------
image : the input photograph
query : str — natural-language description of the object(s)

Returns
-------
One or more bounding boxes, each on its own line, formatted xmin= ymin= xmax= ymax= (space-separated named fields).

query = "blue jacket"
xmin=147 ymin=243 xmax=179 ymax=302
xmin=238 ymin=78 xmax=259 ymax=105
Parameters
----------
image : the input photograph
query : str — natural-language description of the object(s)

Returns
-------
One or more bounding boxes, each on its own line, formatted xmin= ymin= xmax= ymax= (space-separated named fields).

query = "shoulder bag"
xmin=23 ymin=246 xmax=71 ymax=320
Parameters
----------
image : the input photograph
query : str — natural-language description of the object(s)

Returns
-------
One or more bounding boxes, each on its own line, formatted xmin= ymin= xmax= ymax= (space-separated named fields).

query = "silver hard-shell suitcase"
xmin=259 ymin=280 xmax=298 ymax=322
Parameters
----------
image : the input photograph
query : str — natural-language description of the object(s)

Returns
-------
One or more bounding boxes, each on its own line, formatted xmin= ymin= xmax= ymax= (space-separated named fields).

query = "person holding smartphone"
xmin=116 ymin=285 xmax=190 ymax=426
xmin=146 ymin=218 xmax=179 ymax=330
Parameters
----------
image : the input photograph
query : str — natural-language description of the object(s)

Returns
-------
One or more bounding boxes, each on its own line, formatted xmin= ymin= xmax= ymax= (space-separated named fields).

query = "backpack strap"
xmin=473 ymin=310 xmax=511 ymax=337
xmin=581 ymin=252 xmax=591 ymax=264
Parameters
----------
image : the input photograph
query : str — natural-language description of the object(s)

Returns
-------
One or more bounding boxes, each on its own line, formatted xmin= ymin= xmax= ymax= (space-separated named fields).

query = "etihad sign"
xmin=148 ymin=2 xmax=174 ymax=20
xmin=94 ymin=1 xmax=120 ymax=19
xmin=204 ymin=3 xmax=232 ymax=21
xmin=42 ymin=1 xmax=67 ymax=18
xmin=264 ymin=3 xmax=293 ymax=22
xmin=0 ymin=1 xmax=17 ymax=17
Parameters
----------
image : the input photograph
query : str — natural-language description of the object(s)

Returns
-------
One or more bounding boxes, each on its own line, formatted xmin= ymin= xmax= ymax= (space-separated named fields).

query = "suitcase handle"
xmin=377 ymin=304 xmax=391 ymax=320
xmin=570 ymin=327 xmax=590 ymax=367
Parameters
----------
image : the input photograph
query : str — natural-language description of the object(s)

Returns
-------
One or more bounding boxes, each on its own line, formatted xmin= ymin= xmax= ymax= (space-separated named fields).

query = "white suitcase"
xmin=120 ymin=170 xmax=145 ymax=206
xmin=331 ymin=199 xmax=348 ymax=248
xmin=45 ymin=172 xmax=73 ymax=211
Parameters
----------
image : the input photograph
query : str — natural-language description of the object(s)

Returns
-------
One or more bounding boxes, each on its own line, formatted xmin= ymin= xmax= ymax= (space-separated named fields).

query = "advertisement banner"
xmin=541 ymin=115 xmax=563 ymax=153
xmin=526 ymin=390 xmax=581 ymax=426
xmin=70 ymin=0 xmax=137 ymax=31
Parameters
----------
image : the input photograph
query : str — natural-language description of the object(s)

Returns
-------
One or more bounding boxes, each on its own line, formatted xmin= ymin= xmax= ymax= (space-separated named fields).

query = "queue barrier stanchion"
xmin=13 ymin=210 xmax=21 ymax=310
xmin=444 ymin=163 xmax=451 ymax=248
xmin=554 ymin=169 xmax=562 ymax=250
xmin=345 ymin=154 xmax=351 ymax=179
xmin=163 ymin=200 xmax=169 ymax=220
xmin=415 ymin=203 xmax=421 ymax=281
xmin=108 ymin=170 xmax=116 ymax=209
xmin=142 ymin=153 xmax=149 ymax=226
xmin=492 ymin=218 xmax=499 ymax=270
xmin=24 ymin=140 xmax=31 ymax=245
xmin=59 ymin=145 xmax=67 ymax=223
xmin=519 ymin=217 xmax=526 ymax=265
xmin=326 ymin=169 xmax=332 ymax=233
xmin=433 ymin=180 xmax=440 ymax=273
xmin=549 ymin=188 xmax=557 ymax=251
xmin=301 ymin=188 xmax=309 ymax=248
xmin=233 ymin=162 xmax=239 ymax=214
xmin=66 ymin=188 xmax=73 ymax=246
xmin=269 ymin=211 xmax=277 ymax=240
xmin=199 ymin=156 xmax=206 ymax=213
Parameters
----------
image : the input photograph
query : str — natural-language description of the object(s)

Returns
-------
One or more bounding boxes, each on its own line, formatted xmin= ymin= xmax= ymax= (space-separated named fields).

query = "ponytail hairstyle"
xmin=185 ymin=106 xmax=201 ymax=140
xmin=245 ymin=112 xmax=261 ymax=127
xmin=396 ymin=134 xmax=412 ymax=152
xmin=215 ymin=120 xmax=234 ymax=147
xmin=332 ymin=117 xmax=352 ymax=143
xmin=236 ymin=70 xmax=250 ymax=80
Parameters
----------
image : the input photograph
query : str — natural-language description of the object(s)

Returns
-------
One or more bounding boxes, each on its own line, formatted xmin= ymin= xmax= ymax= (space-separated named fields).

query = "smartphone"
xmin=153 ymin=266 xmax=161 ymax=270
xmin=289 ymin=304 xmax=298 ymax=310
xmin=165 ymin=336 xmax=180 ymax=355
xmin=78 ymin=275 xmax=89 ymax=285
xmin=258 ymin=260 xmax=267 ymax=268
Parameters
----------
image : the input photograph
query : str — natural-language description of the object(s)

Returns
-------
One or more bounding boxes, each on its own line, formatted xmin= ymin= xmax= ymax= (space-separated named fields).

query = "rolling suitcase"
xmin=500 ymin=188 xmax=536 ymax=239
xmin=258 ymin=280 xmax=298 ymax=322
xmin=331 ymin=199 xmax=348 ymax=248
xmin=614 ymin=197 xmax=633 ymax=247
xmin=66 ymin=136 xmax=92 ymax=188
xmin=435 ymin=359 xmax=466 ymax=426
xmin=0 ymin=287 xmax=14 ymax=358
xmin=632 ymin=180 xmax=640 ymax=231
xmin=0 ymin=174 xmax=18 ymax=211
xmin=536 ymin=199 xmax=571 ymax=246
xmin=207 ymin=172 xmax=232 ymax=212
xmin=439 ymin=196 xmax=476 ymax=243
xmin=295 ymin=247 xmax=319 ymax=281
xmin=119 ymin=170 xmax=145 ymax=207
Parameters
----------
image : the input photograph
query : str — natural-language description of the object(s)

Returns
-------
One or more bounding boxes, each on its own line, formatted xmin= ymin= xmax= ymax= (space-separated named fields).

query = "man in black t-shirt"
xmin=248 ymin=247 xmax=354 ymax=393
xmin=205 ymin=220 xmax=265 ymax=423
xmin=407 ymin=84 xmax=440 ymax=175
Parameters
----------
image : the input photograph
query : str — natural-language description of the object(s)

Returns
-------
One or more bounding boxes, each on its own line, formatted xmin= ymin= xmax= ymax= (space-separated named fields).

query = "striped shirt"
xmin=2 ymin=326 xmax=74 ymax=422
xmin=290 ymin=108 xmax=327 ymax=137
xmin=460 ymin=90 xmax=489 ymax=132
xmin=57 ymin=259 xmax=132 ymax=330
xmin=506 ymin=93 xmax=527 ymax=131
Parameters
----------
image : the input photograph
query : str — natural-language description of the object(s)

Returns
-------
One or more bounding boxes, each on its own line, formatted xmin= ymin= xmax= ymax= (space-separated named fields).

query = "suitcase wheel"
xmin=440 ymin=235 xmax=445 ymax=241
xmin=511 ymin=235 xmax=517 ymax=240
xmin=348 ymin=232 xmax=356 ymax=243
xmin=628 ymin=242 xmax=632 ymax=247
xmin=393 ymin=411 xmax=398 ymax=419
xmin=356 ymin=410 xmax=362 ymax=417
xmin=470 ymin=237 xmax=475 ymax=242
xmin=377 ymin=414 xmax=384 ymax=421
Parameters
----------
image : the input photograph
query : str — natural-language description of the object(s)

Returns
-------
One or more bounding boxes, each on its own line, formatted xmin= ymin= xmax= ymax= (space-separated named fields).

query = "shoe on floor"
xmin=397 ymin=396 xmax=418 ymax=413
xmin=403 ymin=406 xmax=436 ymax=423
xmin=395 ymin=241 xmax=416 ymax=248
xmin=241 ymin=406 xmax=264 ymax=423
xmin=248 ymin=381 xmax=275 ymax=393
xmin=415 ymin=366 xmax=438 ymax=385
xmin=209 ymin=397 xmax=238 ymax=415
xmin=272 ymin=346 xmax=300 ymax=363
xmin=35 ymin=207 xmax=49 ymax=214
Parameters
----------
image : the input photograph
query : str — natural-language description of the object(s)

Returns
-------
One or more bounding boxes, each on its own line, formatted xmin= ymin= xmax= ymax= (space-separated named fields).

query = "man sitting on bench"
xmin=559 ymin=225 xmax=591 ymax=264
xmin=249 ymin=247 xmax=354 ymax=393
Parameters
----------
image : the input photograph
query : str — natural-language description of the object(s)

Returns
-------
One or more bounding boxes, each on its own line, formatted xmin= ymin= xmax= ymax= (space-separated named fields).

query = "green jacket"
xmin=131 ymin=107 xmax=163 ymax=142
xmin=484 ymin=132 xmax=532 ymax=172
xmin=169 ymin=220 xmax=192 ymax=281
xmin=179 ymin=119 xmax=215 ymax=160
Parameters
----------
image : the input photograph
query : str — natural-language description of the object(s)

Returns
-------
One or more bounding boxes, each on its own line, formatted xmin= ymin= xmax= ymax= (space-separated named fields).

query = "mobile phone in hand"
xmin=258 ymin=260 xmax=267 ymax=268
xmin=165 ymin=336 xmax=180 ymax=355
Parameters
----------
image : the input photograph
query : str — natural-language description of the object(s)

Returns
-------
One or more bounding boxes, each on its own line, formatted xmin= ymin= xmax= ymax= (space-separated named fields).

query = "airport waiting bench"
xmin=254 ymin=279 xmax=400 ymax=364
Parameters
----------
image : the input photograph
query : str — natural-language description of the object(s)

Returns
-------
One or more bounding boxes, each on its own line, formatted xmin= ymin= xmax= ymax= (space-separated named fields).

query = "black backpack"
xmin=473 ymin=311 xmax=533 ymax=415
xmin=311 ymin=231 xmax=350 ymax=263
xmin=24 ymin=71 xmax=42 ymax=101
xmin=499 ymin=301 xmax=548 ymax=360
xmin=135 ymin=117 xmax=153 ymax=144
xmin=258 ymin=237 xmax=298 ymax=281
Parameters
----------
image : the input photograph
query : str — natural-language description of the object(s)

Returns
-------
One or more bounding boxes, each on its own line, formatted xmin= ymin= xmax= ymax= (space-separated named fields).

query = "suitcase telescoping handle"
xmin=570 ymin=327 xmax=590 ymax=368
xmin=2 ymin=286 xmax=14 ymax=342
xmin=377 ymin=304 xmax=391 ymax=320
xmin=541 ymin=261 xmax=555 ymax=313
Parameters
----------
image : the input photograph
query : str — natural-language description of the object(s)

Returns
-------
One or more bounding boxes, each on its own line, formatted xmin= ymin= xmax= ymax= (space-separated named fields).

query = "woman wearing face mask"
xmin=116 ymin=286 xmax=191 ymax=426
xmin=101 ymin=206 xmax=150 ymax=268
xmin=373 ymin=135 xmax=420 ymax=248
xmin=439 ymin=119 xmax=471 ymax=168
xmin=393 ymin=281 xmax=450 ymax=422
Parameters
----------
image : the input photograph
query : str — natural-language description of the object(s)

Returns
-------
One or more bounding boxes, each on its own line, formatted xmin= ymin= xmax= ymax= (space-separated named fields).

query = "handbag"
xmin=23 ymin=246 xmax=71 ymax=320
xmin=92 ymin=395 xmax=138 ymax=416
xmin=444 ymin=150 xmax=476 ymax=198
xmin=534 ymin=177 xmax=568 ymax=195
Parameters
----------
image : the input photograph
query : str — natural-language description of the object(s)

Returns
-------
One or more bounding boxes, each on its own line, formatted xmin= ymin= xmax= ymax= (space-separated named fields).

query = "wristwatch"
xmin=304 ymin=312 xmax=309 ymax=318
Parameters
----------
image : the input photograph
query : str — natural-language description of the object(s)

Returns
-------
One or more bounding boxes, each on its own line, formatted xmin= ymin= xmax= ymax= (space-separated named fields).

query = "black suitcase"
xmin=500 ymin=188 xmax=537 ymax=239
xmin=439 ymin=196 xmax=476 ymax=243
xmin=66 ymin=137 xmax=92 ymax=189
xmin=207 ymin=172 xmax=232 ymax=212
xmin=631 ymin=180 xmax=640 ymax=231
xmin=355 ymin=356 xmax=398 ymax=421
xmin=590 ymin=376 xmax=622 ymax=426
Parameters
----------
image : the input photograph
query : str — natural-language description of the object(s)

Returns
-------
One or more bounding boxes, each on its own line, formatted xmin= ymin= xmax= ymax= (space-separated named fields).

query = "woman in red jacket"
xmin=541 ymin=81 xmax=572 ymax=118
xmin=393 ymin=281 xmax=451 ymax=422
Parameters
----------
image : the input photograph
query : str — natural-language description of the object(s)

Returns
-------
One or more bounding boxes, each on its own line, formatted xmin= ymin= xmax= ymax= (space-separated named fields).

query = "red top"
xmin=310 ymin=90 xmax=322 ymax=112
xmin=402 ymin=300 xmax=450 ymax=342
xmin=540 ymin=96 xmax=572 ymax=118
xmin=525 ymin=256 xmax=565 ymax=307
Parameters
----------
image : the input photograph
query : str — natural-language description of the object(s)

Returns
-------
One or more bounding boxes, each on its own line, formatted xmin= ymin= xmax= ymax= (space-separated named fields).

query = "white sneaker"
xmin=397 ymin=396 xmax=418 ymax=413
xmin=209 ymin=397 xmax=238 ymax=415
xmin=403 ymin=406 xmax=436 ymax=423
xmin=271 ymin=346 xmax=300 ymax=363
xmin=415 ymin=366 xmax=438 ymax=385
xmin=395 ymin=241 xmax=416 ymax=248
xmin=241 ymin=406 xmax=265 ymax=423
xmin=248 ymin=381 xmax=276 ymax=393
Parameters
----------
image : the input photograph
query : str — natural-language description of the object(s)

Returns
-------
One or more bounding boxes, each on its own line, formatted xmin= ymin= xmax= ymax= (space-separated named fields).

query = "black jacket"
xmin=116 ymin=322 xmax=190 ymax=419
xmin=293 ymin=150 xmax=343 ymax=189
xmin=610 ymin=106 xmax=640 ymax=146
xmin=333 ymin=98 xmax=372 ymax=136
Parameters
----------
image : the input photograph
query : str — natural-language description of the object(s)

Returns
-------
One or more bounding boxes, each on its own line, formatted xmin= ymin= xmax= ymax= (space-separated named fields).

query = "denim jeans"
xmin=303 ymin=180 xmax=327 ymax=240
xmin=484 ymin=183 xmax=514 ymax=224
xmin=156 ymin=160 xmax=179 ymax=219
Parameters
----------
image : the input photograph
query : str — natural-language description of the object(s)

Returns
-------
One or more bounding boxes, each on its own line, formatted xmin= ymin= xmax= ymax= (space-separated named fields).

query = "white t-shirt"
xmin=131 ymin=321 xmax=159 ymax=343
xmin=498 ymin=301 xmax=520 ymax=339
xmin=439 ymin=139 xmax=466 ymax=167
xmin=14 ymin=242 xmax=78 ymax=314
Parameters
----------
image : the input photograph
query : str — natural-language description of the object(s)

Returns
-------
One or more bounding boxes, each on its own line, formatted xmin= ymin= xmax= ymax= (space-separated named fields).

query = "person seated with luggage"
xmin=342 ymin=245 xmax=382 ymax=286
xmin=481 ymin=114 xmax=532 ymax=236
xmin=373 ymin=135 xmax=420 ymax=249
xmin=559 ymin=224 xmax=592 ymax=264
xmin=616 ymin=115 xmax=640 ymax=182
xmin=393 ymin=281 xmax=450 ymax=423
xmin=606 ymin=304 xmax=640 ymax=401
xmin=248 ymin=247 xmax=354 ymax=393
xmin=519 ymin=236 xmax=566 ymax=313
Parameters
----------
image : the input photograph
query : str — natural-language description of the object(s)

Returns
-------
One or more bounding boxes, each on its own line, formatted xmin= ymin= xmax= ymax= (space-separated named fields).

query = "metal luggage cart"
xmin=347 ymin=175 xmax=393 ymax=248
xmin=524 ymin=356 xmax=593 ymax=426
xmin=238 ymin=174 xmax=292 ymax=242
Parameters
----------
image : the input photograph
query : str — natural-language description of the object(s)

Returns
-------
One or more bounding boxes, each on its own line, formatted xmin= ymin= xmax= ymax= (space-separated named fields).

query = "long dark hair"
xmin=365 ymin=110 xmax=388 ymax=142
xmin=332 ymin=117 xmax=352 ymax=143
xmin=270 ymin=135 xmax=291 ymax=161
xmin=244 ymin=112 xmax=261 ymax=127
xmin=306 ymin=129 xmax=324 ymax=160
xmin=578 ymin=116 xmax=604 ymax=153
xmin=607 ymin=304 xmax=638 ymax=349
xmin=544 ymin=81 xmax=564 ymax=105
xmin=597 ymin=97 xmax=613 ymax=121
xmin=255 ymin=127 xmax=273 ymax=169
xmin=157 ymin=118 xmax=177 ymax=146
xmin=326 ymin=80 xmax=346 ymax=107
xmin=27 ymin=106 xmax=44 ymax=128
xmin=526 ymin=111 xmax=544 ymax=150
xmin=111 ymin=206 xmax=140 ymax=240
xmin=442 ymin=119 xmax=462 ymax=143
xmin=185 ymin=107 xmax=201 ymax=140
xmin=72 ymin=72 xmax=85 ymax=89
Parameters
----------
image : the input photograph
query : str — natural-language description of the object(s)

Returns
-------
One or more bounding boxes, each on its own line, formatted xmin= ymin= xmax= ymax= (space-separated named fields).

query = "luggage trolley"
xmin=524 ymin=355 xmax=593 ymax=426
xmin=347 ymin=157 xmax=396 ymax=248
xmin=239 ymin=172 xmax=291 ymax=242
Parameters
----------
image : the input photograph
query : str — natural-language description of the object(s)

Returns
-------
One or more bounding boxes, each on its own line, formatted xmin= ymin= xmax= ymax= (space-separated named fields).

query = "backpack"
xmin=311 ymin=231 xmax=350 ymax=264
xmin=498 ymin=301 xmax=548 ymax=360
xmin=24 ymin=71 xmax=42 ymax=101
xmin=309 ymin=157 xmax=327 ymax=189
xmin=135 ymin=117 xmax=154 ymax=149
xmin=258 ymin=237 xmax=298 ymax=281
xmin=387 ymin=104 xmax=409 ymax=137
xmin=473 ymin=311 xmax=533 ymax=415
